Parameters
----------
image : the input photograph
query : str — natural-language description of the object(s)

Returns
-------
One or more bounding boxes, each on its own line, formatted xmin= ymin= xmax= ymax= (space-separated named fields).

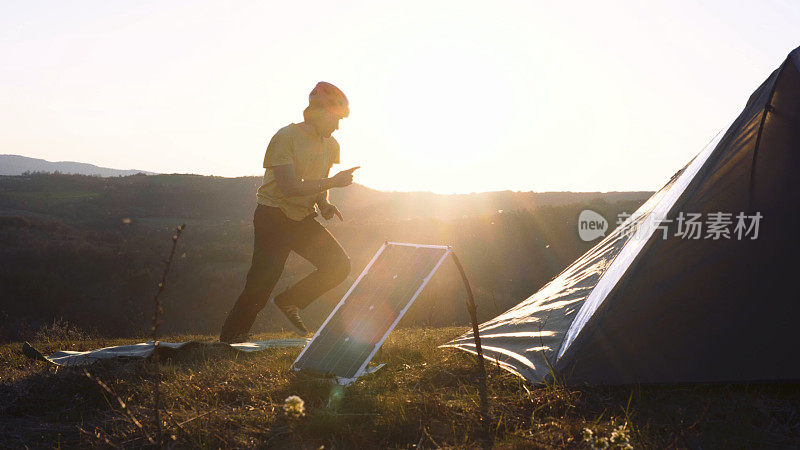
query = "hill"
xmin=0 ymin=154 xmax=157 ymax=177
xmin=0 ymin=172 xmax=652 ymax=341
xmin=0 ymin=171 xmax=651 ymax=223
xmin=330 ymin=184 xmax=652 ymax=223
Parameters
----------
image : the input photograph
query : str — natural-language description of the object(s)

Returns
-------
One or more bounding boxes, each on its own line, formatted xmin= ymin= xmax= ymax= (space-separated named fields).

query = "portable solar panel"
xmin=291 ymin=242 xmax=452 ymax=384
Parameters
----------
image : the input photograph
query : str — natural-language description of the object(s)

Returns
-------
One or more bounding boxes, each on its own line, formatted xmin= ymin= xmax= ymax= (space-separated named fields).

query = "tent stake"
xmin=450 ymin=251 xmax=489 ymax=424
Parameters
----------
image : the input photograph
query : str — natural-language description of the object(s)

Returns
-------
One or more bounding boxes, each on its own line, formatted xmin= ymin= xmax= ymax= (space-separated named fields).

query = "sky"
xmin=1 ymin=0 xmax=798 ymax=193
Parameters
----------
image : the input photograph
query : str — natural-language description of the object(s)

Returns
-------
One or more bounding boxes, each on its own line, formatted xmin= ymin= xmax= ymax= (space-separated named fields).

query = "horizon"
xmin=2 ymin=1 xmax=799 ymax=194
xmin=3 ymin=152 xmax=660 ymax=195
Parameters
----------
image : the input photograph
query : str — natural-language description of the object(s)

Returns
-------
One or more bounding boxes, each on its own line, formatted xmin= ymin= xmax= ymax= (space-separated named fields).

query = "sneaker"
xmin=220 ymin=332 xmax=251 ymax=344
xmin=274 ymin=299 xmax=309 ymax=335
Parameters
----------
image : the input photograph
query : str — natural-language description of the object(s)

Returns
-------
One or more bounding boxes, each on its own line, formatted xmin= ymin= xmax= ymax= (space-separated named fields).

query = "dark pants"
xmin=220 ymin=205 xmax=350 ymax=341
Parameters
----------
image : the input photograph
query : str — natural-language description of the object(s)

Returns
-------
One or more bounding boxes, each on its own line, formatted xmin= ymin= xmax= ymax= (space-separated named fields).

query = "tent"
xmin=446 ymin=46 xmax=800 ymax=385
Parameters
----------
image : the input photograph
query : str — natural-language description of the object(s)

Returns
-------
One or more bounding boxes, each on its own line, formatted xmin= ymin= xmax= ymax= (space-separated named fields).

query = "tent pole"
xmin=450 ymin=251 xmax=489 ymax=423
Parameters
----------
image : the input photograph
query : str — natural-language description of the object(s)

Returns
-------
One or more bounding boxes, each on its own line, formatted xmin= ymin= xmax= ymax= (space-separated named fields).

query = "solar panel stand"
xmin=450 ymin=251 xmax=489 ymax=424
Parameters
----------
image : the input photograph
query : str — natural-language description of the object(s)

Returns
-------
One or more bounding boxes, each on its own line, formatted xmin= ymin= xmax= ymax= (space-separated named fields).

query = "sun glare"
xmin=339 ymin=43 xmax=523 ymax=194
xmin=384 ymin=44 xmax=519 ymax=162
xmin=2 ymin=1 xmax=799 ymax=194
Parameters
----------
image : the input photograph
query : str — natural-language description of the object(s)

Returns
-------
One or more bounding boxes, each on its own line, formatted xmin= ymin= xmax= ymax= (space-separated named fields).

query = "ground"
xmin=1 ymin=327 xmax=799 ymax=448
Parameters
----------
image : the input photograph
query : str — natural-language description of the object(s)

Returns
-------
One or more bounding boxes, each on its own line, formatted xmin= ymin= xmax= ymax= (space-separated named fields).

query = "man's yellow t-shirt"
xmin=257 ymin=123 xmax=340 ymax=221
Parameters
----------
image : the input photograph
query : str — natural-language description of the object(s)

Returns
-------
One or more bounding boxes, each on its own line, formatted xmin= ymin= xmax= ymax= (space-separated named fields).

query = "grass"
xmin=1 ymin=327 xmax=799 ymax=448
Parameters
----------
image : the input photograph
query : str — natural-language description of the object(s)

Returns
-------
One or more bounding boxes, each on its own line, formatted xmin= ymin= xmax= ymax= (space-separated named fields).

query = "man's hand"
xmin=273 ymin=165 xmax=360 ymax=197
xmin=329 ymin=166 xmax=360 ymax=188
xmin=319 ymin=202 xmax=343 ymax=221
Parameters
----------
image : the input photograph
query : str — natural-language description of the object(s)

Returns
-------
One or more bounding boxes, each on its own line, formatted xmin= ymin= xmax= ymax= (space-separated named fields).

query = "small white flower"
xmin=591 ymin=436 xmax=609 ymax=450
xmin=582 ymin=428 xmax=594 ymax=442
xmin=283 ymin=395 xmax=305 ymax=419
xmin=610 ymin=424 xmax=630 ymax=446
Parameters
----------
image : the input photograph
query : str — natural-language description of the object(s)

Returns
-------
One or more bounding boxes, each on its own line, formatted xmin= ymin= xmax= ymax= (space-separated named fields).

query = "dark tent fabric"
xmin=446 ymin=46 xmax=800 ymax=385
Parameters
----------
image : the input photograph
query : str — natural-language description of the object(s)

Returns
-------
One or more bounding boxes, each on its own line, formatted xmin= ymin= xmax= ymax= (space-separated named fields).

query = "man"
xmin=220 ymin=81 xmax=358 ymax=343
